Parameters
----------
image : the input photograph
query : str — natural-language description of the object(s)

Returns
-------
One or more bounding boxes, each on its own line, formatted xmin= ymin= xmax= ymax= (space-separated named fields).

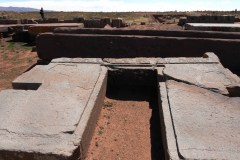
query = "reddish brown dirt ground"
xmin=127 ymin=23 xmax=183 ymax=30
xmin=86 ymin=86 xmax=164 ymax=160
xmin=0 ymin=38 xmax=38 ymax=91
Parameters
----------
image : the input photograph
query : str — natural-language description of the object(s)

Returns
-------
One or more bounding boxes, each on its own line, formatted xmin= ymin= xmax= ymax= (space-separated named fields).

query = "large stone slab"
xmin=53 ymin=28 xmax=240 ymax=39
xmin=186 ymin=16 xmax=235 ymax=24
xmin=0 ymin=63 xmax=107 ymax=160
xmin=165 ymin=80 xmax=240 ymax=159
xmin=158 ymin=82 xmax=179 ymax=160
xmin=28 ymin=23 xmax=83 ymax=35
xmin=36 ymin=33 xmax=240 ymax=70
xmin=185 ymin=23 xmax=240 ymax=32
xmin=163 ymin=63 xmax=240 ymax=95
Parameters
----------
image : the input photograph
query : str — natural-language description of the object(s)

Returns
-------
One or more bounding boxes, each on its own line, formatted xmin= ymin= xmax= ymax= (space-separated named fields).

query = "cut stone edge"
xmin=73 ymin=66 xmax=108 ymax=159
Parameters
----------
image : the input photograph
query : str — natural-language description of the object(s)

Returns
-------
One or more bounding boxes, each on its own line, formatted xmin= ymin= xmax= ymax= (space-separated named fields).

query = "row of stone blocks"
xmin=186 ymin=15 xmax=235 ymax=23
xmin=0 ymin=53 xmax=239 ymax=159
xmin=0 ymin=17 xmax=125 ymax=28
xmin=36 ymin=28 xmax=240 ymax=71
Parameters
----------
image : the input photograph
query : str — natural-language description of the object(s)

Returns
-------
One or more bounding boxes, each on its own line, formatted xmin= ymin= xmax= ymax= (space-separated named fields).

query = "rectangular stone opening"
xmin=12 ymin=83 xmax=41 ymax=90
xmin=87 ymin=69 xmax=165 ymax=159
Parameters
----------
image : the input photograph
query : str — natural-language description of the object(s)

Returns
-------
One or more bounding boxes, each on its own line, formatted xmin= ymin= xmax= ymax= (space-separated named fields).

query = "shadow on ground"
xmin=106 ymin=85 xmax=165 ymax=160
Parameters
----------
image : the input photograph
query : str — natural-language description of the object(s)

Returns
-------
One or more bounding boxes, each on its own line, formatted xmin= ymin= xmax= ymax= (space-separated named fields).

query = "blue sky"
xmin=0 ymin=0 xmax=238 ymax=12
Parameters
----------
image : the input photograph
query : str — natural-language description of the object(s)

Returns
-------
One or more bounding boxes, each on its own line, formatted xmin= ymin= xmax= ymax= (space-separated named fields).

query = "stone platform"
xmin=0 ymin=53 xmax=239 ymax=159
xmin=0 ymin=61 xmax=107 ymax=160
xmin=28 ymin=23 xmax=83 ymax=36
xmin=157 ymin=54 xmax=240 ymax=159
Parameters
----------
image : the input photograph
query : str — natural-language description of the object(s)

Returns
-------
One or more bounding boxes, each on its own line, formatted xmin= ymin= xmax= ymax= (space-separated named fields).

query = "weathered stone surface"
xmin=163 ymin=52 xmax=219 ymax=64
xmin=103 ymin=57 xmax=159 ymax=65
xmin=53 ymin=28 xmax=240 ymax=39
xmin=158 ymin=82 xmax=180 ymax=160
xmin=163 ymin=63 xmax=240 ymax=95
xmin=111 ymin=18 xmax=123 ymax=28
xmin=185 ymin=23 xmax=240 ymax=32
xmin=0 ymin=63 xmax=108 ymax=159
xmin=0 ymin=19 xmax=20 ymax=24
xmin=166 ymin=80 xmax=240 ymax=159
xmin=186 ymin=15 xmax=235 ymax=24
xmin=36 ymin=33 xmax=240 ymax=70
xmin=0 ymin=25 xmax=8 ymax=32
xmin=51 ymin=58 xmax=103 ymax=64
xmin=28 ymin=23 xmax=83 ymax=35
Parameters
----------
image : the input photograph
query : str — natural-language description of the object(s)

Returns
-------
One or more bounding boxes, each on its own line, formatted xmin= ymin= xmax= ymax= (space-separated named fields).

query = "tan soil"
xmin=127 ymin=23 xmax=183 ymax=31
xmin=86 ymin=86 xmax=164 ymax=160
xmin=0 ymin=38 xmax=38 ymax=91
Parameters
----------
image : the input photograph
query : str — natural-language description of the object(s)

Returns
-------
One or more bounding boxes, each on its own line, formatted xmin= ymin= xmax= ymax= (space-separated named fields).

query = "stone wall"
xmin=0 ymin=19 xmax=20 ymax=24
xmin=185 ymin=23 xmax=240 ymax=32
xmin=187 ymin=15 xmax=235 ymax=23
xmin=36 ymin=33 xmax=240 ymax=71
xmin=54 ymin=28 xmax=240 ymax=39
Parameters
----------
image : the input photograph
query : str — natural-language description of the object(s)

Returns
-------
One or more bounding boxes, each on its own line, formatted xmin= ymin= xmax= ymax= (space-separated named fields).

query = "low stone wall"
xmin=84 ymin=19 xmax=102 ymax=28
xmin=0 ymin=19 xmax=20 ymax=24
xmin=187 ymin=15 xmax=235 ymax=23
xmin=112 ymin=18 xmax=123 ymax=28
xmin=185 ymin=23 xmax=240 ymax=32
xmin=54 ymin=28 xmax=240 ymax=39
xmin=36 ymin=33 xmax=240 ymax=70
xmin=28 ymin=23 xmax=84 ymax=36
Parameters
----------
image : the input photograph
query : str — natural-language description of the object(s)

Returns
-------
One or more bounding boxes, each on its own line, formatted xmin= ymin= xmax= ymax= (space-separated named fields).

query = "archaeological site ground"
xmin=0 ymin=11 xmax=240 ymax=160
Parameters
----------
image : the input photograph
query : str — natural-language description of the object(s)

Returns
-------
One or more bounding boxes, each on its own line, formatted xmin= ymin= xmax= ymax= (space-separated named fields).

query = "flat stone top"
xmin=163 ymin=63 xmax=240 ymax=95
xmin=103 ymin=53 xmax=220 ymax=65
xmin=29 ymin=23 xmax=83 ymax=27
xmin=166 ymin=80 xmax=240 ymax=160
xmin=51 ymin=58 xmax=103 ymax=63
xmin=0 ymin=63 xmax=102 ymax=156
xmin=187 ymin=23 xmax=240 ymax=28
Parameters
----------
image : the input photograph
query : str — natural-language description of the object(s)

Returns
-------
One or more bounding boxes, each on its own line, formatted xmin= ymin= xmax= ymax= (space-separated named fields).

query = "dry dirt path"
xmin=86 ymin=86 xmax=164 ymax=160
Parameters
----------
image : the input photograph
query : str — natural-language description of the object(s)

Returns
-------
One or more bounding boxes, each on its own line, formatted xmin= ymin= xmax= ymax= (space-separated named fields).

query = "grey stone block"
xmin=53 ymin=28 xmax=240 ymax=39
xmin=163 ymin=62 xmax=240 ymax=95
xmin=36 ymin=33 xmax=240 ymax=70
xmin=165 ymin=80 xmax=240 ymax=159
xmin=185 ymin=23 xmax=240 ymax=32
xmin=0 ymin=63 xmax=108 ymax=160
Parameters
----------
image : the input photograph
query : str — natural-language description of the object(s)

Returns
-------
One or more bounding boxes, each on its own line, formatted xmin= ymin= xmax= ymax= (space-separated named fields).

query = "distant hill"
xmin=0 ymin=6 xmax=42 ymax=12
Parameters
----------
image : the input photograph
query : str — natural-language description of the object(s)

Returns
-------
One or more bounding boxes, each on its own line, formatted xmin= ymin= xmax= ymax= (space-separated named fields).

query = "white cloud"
xmin=0 ymin=0 xmax=238 ymax=11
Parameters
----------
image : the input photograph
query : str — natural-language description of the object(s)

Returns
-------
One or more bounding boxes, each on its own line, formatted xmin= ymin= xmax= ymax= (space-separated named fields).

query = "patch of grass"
xmin=98 ymin=126 xmax=104 ymax=135
xmin=98 ymin=130 xmax=104 ymax=135
xmin=2 ymin=53 xmax=8 ymax=60
xmin=27 ymin=58 xmax=33 ymax=63
xmin=95 ymin=141 xmax=99 ymax=147
xmin=104 ymin=101 xmax=113 ymax=108
xmin=12 ymin=53 xmax=19 ymax=62
xmin=8 ymin=42 xmax=15 ymax=51
xmin=104 ymin=115 xmax=111 ymax=119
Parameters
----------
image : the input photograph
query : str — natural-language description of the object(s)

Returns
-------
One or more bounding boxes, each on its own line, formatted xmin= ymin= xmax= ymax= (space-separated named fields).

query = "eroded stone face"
xmin=165 ymin=80 xmax=240 ymax=160
xmin=163 ymin=63 xmax=240 ymax=95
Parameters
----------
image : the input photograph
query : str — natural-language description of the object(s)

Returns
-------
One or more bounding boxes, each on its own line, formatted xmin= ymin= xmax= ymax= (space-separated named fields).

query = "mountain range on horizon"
xmin=0 ymin=6 xmax=52 ymax=12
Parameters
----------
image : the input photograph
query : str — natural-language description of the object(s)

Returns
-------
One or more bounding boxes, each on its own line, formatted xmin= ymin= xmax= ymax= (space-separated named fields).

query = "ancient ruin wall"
xmin=37 ymin=33 xmax=240 ymax=71
xmin=54 ymin=28 xmax=240 ymax=39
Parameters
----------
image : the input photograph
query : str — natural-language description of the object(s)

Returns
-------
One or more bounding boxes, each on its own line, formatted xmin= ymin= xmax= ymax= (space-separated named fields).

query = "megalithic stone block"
xmin=36 ymin=33 xmax=240 ymax=70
